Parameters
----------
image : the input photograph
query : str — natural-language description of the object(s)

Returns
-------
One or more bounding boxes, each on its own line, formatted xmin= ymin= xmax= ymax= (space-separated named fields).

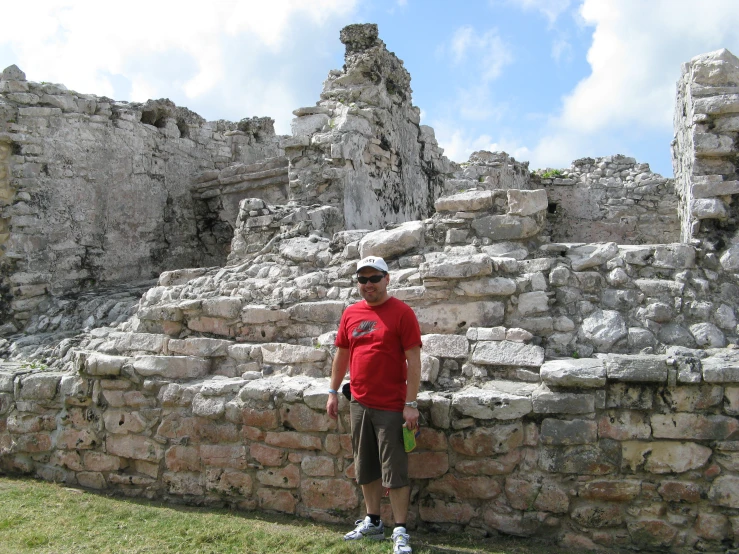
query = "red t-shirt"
xmin=335 ymin=297 xmax=422 ymax=412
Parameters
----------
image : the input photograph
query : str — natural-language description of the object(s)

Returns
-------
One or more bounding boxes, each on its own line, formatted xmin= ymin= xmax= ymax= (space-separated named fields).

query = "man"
xmin=326 ymin=256 xmax=422 ymax=554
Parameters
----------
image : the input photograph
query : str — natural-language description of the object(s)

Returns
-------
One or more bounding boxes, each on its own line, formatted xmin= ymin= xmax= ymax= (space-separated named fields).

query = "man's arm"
xmin=326 ymin=347 xmax=350 ymax=419
xmin=403 ymin=345 xmax=421 ymax=429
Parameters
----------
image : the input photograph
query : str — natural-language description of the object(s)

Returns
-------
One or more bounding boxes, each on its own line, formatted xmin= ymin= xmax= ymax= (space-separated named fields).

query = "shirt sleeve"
xmin=335 ymin=309 xmax=350 ymax=348
xmin=399 ymin=305 xmax=422 ymax=351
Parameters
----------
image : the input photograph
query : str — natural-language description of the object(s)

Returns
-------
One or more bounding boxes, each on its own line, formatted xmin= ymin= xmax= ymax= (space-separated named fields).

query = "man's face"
xmin=357 ymin=267 xmax=390 ymax=306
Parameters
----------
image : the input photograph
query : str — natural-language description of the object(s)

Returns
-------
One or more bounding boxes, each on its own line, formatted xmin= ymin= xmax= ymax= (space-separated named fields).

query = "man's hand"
xmin=326 ymin=394 xmax=339 ymax=419
xmin=403 ymin=405 xmax=419 ymax=430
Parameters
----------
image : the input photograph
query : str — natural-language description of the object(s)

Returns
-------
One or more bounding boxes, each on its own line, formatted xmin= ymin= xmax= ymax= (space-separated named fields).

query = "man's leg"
xmin=388 ymin=485 xmax=410 ymax=524
xmin=361 ymin=478 xmax=383 ymax=515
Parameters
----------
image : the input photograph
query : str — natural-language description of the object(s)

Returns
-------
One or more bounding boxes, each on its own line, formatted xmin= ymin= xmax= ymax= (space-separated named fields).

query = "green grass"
xmin=0 ymin=476 xmax=561 ymax=554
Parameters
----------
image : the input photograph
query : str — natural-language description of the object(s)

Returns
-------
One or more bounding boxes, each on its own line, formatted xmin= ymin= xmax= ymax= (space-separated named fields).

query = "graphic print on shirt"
xmin=352 ymin=320 xmax=377 ymax=338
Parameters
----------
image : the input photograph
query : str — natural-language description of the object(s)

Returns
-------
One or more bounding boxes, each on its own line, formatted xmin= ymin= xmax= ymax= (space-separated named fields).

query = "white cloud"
xmin=432 ymin=120 xmax=531 ymax=164
xmin=529 ymin=0 xmax=739 ymax=173
xmin=0 ymin=0 xmax=357 ymax=130
xmin=448 ymin=26 xmax=513 ymax=82
xmin=504 ymin=0 xmax=572 ymax=24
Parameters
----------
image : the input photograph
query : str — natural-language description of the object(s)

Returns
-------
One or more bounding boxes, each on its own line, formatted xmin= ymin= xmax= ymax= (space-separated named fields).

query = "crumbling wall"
xmin=0 ymin=65 xmax=281 ymax=334
xmin=446 ymin=150 xmax=532 ymax=194
xmin=285 ymin=24 xmax=453 ymax=231
xmin=540 ymin=155 xmax=680 ymax=244
xmin=673 ymin=49 xmax=739 ymax=258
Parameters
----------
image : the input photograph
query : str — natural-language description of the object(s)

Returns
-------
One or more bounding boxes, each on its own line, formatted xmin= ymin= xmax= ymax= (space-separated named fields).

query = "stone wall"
xmin=285 ymin=24 xmax=453 ymax=231
xmin=673 ymin=49 xmax=739 ymax=255
xmin=3 ymin=330 xmax=739 ymax=550
xmin=446 ymin=150 xmax=532 ymax=194
xmin=0 ymin=65 xmax=281 ymax=333
xmin=540 ymin=155 xmax=680 ymax=245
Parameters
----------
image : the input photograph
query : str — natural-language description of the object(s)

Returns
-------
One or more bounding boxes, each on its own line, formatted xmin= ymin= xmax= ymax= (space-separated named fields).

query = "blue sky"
xmin=1 ymin=0 xmax=738 ymax=177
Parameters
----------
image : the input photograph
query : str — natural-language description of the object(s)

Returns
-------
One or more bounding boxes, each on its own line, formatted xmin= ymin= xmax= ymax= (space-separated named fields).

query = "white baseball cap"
xmin=357 ymin=256 xmax=389 ymax=273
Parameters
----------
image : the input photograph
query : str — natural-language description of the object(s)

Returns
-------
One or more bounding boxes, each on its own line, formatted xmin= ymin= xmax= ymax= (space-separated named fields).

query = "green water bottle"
xmin=403 ymin=425 xmax=420 ymax=452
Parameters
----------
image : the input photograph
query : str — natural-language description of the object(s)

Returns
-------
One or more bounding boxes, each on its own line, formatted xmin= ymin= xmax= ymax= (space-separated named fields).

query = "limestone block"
xmin=415 ymin=301 xmax=504 ymax=334
xmin=0 ymin=372 xmax=14 ymax=392
xmin=507 ymin=189 xmax=547 ymax=216
xmin=291 ymin=113 xmax=329 ymax=136
xmin=540 ymin=358 xmax=606 ymax=388
xmin=17 ymin=373 xmax=62 ymax=401
xmin=200 ymin=378 xmax=247 ymax=396
xmin=604 ymin=354 xmax=668 ymax=383
xmin=715 ymin=304 xmax=737 ymax=329
xmin=517 ymin=291 xmax=549 ymax=316
xmin=540 ymin=419 xmax=597 ymax=445
xmin=694 ymin=132 xmax=735 ymax=155
xmin=622 ymin=441 xmax=711 ymax=474
xmin=506 ymin=328 xmax=533 ymax=342
xmin=421 ymin=334 xmax=469 ymax=358
xmin=455 ymin=276 xmax=516 ymax=296
xmin=137 ymin=305 xmax=183 ymax=322
xmin=471 ymin=214 xmax=540 ymax=240
xmin=451 ymin=386 xmax=532 ymax=420
xmin=202 ymin=297 xmax=242 ymax=320
xmin=581 ymin=310 xmax=627 ymax=350
xmin=657 ymin=480 xmax=702 ymax=503
xmin=241 ymin=305 xmax=290 ymax=324
xmin=651 ymin=413 xmax=739 ymax=440
xmin=192 ymin=394 xmax=226 ymax=419
xmin=109 ymin=332 xmax=167 ymax=353
xmin=419 ymin=254 xmax=492 ymax=280
xmin=279 ymin=403 xmax=334 ymax=432
xmin=106 ymin=434 xmax=164 ymax=462
xmin=287 ymin=301 xmax=344 ymax=323
xmin=710 ymin=476 xmax=739 ymax=508
xmin=133 ymin=356 xmax=210 ymax=379
xmin=103 ymin=410 xmax=147 ymax=434
xmin=449 ymin=422 xmax=523 ymax=456
xmin=651 ymin=244 xmax=696 ymax=269
xmin=85 ymin=353 xmax=128 ymax=376
xmin=261 ymin=343 xmax=326 ymax=364
xmin=634 ymin=279 xmax=684 ymax=297
xmin=691 ymin=198 xmax=727 ymax=219
xmin=658 ymin=323 xmax=696 ymax=348
xmin=429 ymin=473 xmax=501 ymax=500
xmin=626 ymin=520 xmax=678 ymax=549
xmin=568 ymin=242 xmax=619 ymax=271
xmin=693 ymin=94 xmax=739 ymax=115
xmin=689 ymin=322 xmax=725 ymax=348
xmin=532 ymin=385 xmax=595 ymax=414
xmin=77 ymin=472 xmax=106 ymax=490
xmin=434 ymin=191 xmax=493 ymax=212
xmin=702 ymin=350 xmax=739 ymax=382
xmin=358 ymin=221 xmax=424 ymax=259
xmin=693 ymin=179 xmax=739 ymax=198
xmin=168 ymin=338 xmax=233 ymax=358
xmin=466 ymin=327 xmax=506 ymax=341
xmin=539 ymin=443 xmax=620 ymax=475
xmin=279 ymin=237 xmax=330 ymax=263
xmin=720 ymin=244 xmax=739 ymax=271
xmin=471 ymin=340 xmax=544 ymax=367
xmin=598 ymin=410 xmax=651 ymax=440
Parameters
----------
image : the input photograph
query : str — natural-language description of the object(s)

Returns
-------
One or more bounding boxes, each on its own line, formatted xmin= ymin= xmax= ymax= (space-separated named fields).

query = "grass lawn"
xmin=0 ymin=476 xmax=562 ymax=554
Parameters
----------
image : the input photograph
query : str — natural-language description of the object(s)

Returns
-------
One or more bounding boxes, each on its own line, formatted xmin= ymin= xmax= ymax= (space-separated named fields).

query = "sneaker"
xmin=392 ymin=526 xmax=412 ymax=554
xmin=343 ymin=516 xmax=385 ymax=541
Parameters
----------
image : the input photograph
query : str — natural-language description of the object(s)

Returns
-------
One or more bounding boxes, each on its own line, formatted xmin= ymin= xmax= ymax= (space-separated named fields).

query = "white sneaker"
xmin=392 ymin=526 xmax=412 ymax=553
xmin=343 ymin=516 xmax=385 ymax=540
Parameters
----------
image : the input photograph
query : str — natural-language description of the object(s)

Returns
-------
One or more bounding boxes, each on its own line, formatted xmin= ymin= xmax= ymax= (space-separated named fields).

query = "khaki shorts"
xmin=350 ymin=400 xmax=409 ymax=489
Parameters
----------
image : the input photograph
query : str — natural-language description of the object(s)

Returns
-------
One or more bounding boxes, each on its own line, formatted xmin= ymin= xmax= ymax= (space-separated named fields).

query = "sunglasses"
xmin=357 ymin=274 xmax=386 ymax=284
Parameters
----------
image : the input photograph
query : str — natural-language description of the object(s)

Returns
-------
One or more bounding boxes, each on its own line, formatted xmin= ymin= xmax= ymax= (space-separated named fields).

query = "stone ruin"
xmin=2 ymin=23 xmax=739 ymax=551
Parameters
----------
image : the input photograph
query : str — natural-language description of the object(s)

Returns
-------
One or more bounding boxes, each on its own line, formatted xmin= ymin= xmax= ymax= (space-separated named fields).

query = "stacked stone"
xmin=191 ymin=156 xmax=289 ymax=261
xmin=284 ymin=23 xmax=453 ymax=231
xmin=446 ymin=150 xmax=532 ymax=194
xmin=5 ymin=337 xmax=739 ymax=548
xmin=673 ymin=49 xmax=739 ymax=262
xmin=0 ymin=64 xmax=281 ymax=333
xmin=538 ymin=154 xmax=679 ymax=244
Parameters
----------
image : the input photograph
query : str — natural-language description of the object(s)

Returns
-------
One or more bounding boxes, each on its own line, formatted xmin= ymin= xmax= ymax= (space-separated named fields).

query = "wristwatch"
xmin=405 ymin=401 xmax=418 ymax=408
